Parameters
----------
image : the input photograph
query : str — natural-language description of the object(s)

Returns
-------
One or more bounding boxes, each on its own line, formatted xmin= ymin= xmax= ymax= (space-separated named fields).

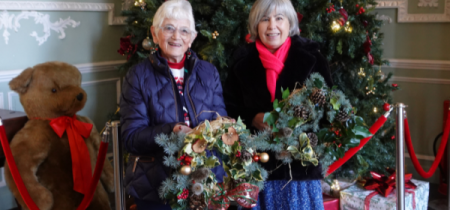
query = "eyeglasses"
xmin=160 ymin=25 xmax=192 ymax=38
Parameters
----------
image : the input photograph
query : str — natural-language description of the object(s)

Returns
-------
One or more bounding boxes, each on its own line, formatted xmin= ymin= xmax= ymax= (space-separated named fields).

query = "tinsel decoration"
xmin=307 ymin=132 xmax=318 ymax=147
xmin=310 ymin=89 xmax=326 ymax=106
xmin=294 ymin=106 xmax=310 ymax=119
xmin=336 ymin=109 xmax=351 ymax=122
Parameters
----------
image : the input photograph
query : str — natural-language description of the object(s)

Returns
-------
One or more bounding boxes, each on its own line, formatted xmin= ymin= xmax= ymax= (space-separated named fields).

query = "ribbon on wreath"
xmin=49 ymin=115 xmax=93 ymax=195
xmin=363 ymin=169 xmax=417 ymax=210
xmin=209 ymin=183 xmax=259 ymax=210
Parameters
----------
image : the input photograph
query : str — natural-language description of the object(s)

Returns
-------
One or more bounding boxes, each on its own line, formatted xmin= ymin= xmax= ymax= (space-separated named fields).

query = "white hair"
xmin=248 ymin=0 xmax=300 ymax=42
xmin=152 ymin=0 xmax=197 ymax=40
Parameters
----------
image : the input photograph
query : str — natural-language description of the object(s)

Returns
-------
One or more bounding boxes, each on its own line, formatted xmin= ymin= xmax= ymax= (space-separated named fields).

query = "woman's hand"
xmin=173 ymin=123 xmax=193 ymax=134
xmin=252 ymin=113 xmax=269 ymax=131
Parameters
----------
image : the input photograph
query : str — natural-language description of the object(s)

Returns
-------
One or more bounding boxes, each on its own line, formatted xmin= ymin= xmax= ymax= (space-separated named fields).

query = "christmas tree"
xmin=117 ymin=0 xmax=398 ymax=180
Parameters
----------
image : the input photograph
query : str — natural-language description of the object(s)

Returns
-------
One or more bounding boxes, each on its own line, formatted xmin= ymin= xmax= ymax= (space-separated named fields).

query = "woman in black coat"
xmin=224 ymin=0 xmax=332 ymax=209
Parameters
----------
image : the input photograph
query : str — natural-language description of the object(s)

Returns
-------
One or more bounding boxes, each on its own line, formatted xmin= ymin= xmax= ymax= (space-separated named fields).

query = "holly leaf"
xmin=330 ymin=97 xmax=341 ymax=110
xmin=273 ymin=99 xmax=279 ymax=110
xmin=353 ymin=126 xmax=372 ymax=138
xmin=204 ymin=156 xmax=220 ymax=168
xmin=282 ymin=87 xmax=290 ymax=99
xmin=287 ymin=145 xmax=299 ymax=154
xmin=298 ymin=133 xmax=309 ymax=147
xmin=337 ymin=39 xmax=343 ymax=54
xmin=314 ymin=78 xmax=323 ymax=89
xmin=354 ymin=116 xmax=366 ymax=126
xmin=272 ymin=127 xmax=279 ymax=133
xmin=252 ymin=170 xmax=263 ymax=181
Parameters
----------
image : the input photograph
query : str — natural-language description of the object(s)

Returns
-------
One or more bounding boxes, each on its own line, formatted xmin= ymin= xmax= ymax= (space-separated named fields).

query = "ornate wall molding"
xmin=386 ymin=59 xmax=450 ymax=71
xmin=0 ymin=1 xmax=126 ymax=25
xmin=376 ymin=0 xmax=450 ymax=22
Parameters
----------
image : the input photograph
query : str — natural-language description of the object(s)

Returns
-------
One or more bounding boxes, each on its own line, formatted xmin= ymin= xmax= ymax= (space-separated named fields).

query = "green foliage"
xmin=120 ymin=0 xmax=396 ymax=180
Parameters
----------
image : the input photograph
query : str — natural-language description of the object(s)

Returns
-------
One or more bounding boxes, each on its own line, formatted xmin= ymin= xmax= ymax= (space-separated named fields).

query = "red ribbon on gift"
xmin=363 ymin=169 xmax=417 ymax=210
xmin=50 ymin=115 xmax=93 ymax=195
xmin=209 ymin=183 xmax=259 ymax=210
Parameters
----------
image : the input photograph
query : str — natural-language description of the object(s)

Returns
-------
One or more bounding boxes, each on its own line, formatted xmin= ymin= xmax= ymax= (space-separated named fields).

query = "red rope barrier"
xmin=0 ymin=123 xmax=39 ymax=210
xmin=0 ymin=120 xmax=109 ymax=210
xmin=405 ymin=110 xmax=450 ymax=178
xmin=326 ymin=114 xmax=388 ymax=176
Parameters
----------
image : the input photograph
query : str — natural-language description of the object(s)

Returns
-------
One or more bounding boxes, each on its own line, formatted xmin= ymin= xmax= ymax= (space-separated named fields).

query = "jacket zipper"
xmin=186 ymin=59 xmax=199 ymax=125
xmin=132 ymin=157 xmax=140 ymax=173
xmin=166 ymin=67 xmax=179 ymax=120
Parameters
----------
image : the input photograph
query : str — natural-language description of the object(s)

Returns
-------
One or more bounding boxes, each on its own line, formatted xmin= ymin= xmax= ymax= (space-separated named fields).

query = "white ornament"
xmin=192 ymin=183 xmax=204 ymax=195
xmin=0 ymin=10 xmax=80 ymax=45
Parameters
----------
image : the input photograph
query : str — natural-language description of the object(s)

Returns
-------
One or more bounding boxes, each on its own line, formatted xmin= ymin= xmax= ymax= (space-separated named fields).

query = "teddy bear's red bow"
xmin=50 ymin=115 xmax=93 ymax=195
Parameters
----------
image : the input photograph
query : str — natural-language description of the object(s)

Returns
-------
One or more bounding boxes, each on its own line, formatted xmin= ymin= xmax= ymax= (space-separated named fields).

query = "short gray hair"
xmin=152 ymin=0 xmax=197 ymax=40
xmin=248 ymin=0 xmax=299 ymax=42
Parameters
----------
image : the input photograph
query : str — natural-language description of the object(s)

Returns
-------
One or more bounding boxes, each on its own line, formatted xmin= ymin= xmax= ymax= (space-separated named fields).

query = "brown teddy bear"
xmin=4 ymin=62 xmax=114 ymax=210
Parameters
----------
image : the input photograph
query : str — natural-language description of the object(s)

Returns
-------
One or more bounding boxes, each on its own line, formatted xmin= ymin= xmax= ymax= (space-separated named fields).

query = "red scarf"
xmin=167 ymin=55 xmax=186 ymax=69
xmin=256 ymin=37 xmax=291 ymax=102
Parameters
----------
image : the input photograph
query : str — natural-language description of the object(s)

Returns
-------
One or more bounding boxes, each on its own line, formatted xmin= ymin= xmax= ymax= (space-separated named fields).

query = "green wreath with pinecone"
xmin=155 ymin=116 xmax=269 ymax=210
xmin=258 ymin=73 xmax=372 ymax=175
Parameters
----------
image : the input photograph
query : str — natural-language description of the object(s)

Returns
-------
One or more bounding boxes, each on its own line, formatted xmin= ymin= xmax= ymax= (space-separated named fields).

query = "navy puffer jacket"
xmin=120 ymin=51 xmax=227 ymax=203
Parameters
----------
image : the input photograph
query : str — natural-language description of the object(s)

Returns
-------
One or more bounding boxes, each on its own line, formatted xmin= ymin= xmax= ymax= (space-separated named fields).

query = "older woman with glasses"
xmin=224 ymin=0 xmax=333 ymax=209
xmin=120 ymin=1 xmax=227 ymax=209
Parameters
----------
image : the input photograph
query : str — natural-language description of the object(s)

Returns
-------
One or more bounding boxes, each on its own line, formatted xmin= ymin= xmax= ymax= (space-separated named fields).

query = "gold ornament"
xmin=344 ymin=21 xmax=352 ymax=33
xmin=373 ymin=107 xmax=378 ymax=113
xmin=212 ymin=31 xmax=219 ymax=39
xmin=180 ymin=165 xmax=192 ymax=175
xmin=330 ymin=179 xmax=341 ymax=197
xmin=331 ymin=21 xmax=341 ymax=32
xmin=357 ymin=68 xmax=366 ymax=77
xmin=142 ymin=37 xmax=152 ymax=50
xmin=259 ymin=152 xmax=269 ymax=163
xmin=134 ymin=1 xmax=139 ymax=6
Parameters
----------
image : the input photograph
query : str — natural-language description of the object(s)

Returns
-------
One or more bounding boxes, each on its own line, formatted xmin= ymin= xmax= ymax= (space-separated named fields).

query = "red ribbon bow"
xmin=50 ymin=115 xmax=93 ymax=195
xmin=209 ymin=183 xmax=259 ymax=210
xmin=363 ymin=169 xmax=417 ymax=210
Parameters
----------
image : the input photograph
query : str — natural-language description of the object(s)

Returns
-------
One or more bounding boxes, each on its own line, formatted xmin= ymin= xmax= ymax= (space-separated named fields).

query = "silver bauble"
xmin=142 ymin=38 xmax=152 ymax=50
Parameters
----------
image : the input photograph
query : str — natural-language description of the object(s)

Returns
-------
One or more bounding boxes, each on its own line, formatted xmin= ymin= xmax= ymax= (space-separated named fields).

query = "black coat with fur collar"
xmin=224 ymin=35 xmax=333 ymax=181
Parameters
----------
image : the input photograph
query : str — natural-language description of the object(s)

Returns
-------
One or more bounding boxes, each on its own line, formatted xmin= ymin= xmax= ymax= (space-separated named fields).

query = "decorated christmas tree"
xmin=117 ymin=0 xmax=398 ymax=180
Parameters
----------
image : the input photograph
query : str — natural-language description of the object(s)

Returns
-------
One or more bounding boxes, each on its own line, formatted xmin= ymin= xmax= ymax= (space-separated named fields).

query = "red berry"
xmin=383 ymin=103 xmax=390 ymax=111
xmin=392 ymin=83 xmax=398 ymax=88
xmin=236 ymin=151 xmax=241 ymax=157
xmin=391 ymin=135 xmax=395 ymax=140
xmin=356 ymin=4 xmax=359 ymax=7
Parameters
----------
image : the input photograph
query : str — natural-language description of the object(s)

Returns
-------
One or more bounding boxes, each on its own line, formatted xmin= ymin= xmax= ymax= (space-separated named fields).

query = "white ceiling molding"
xmin=375 ymin=0 xmax=450 ymax=22
xmin=0 ymin=1 xmax=126 ymax=25
xmin=386 ymin=59 xmax=450 ymax=71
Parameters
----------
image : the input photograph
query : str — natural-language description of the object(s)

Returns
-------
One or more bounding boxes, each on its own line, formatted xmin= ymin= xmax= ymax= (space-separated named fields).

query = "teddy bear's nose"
xmin=76 ymin=93 xmax=84 ymax=101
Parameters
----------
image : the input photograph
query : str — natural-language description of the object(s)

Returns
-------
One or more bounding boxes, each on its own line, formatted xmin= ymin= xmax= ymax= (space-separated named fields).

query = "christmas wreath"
xmin=257 ymin=73 xmax=372 ymax=175
xmin=155 ymin=116 xmax=269 ymax=210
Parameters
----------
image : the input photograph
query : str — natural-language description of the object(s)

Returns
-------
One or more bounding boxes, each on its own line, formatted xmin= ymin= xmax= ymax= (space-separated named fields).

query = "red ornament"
xmin=117 ymin=36 xmax=138 ymax=60
xmin=252 ymin=154 xmax=260 ymax=162
xmin=339 ymin=8 xmax=348 ymax=22
xmin=245 ymin=33 xmax=252 ymax=43
xmin=297 ymin=12 xmax=303 ymax=23
xmin=338 ymin=18 xmax=346 ymax=26
xmin=362 ymin=20 xmax=368 ymax=27
xmin=363 ymin=35 xmax=372 ymax=54
xmin=391 ymin=135 xmax=395 ymax=140
xmin=392 ymin=83 xmax=398 ymax=88
xmin=356 ymin=4 xmax=359 ymax=7
xmin=367 ymin=53 xmax=374 ymax=65
xmin=383 ymin=103 xmax=390 ymax=111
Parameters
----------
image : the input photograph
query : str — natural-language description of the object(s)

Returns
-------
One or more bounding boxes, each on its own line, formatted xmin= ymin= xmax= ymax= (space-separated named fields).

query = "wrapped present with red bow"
xmin=208 ymin=183 xmax=259 ymax=210
xmin=322 ymin=193 xmax=339 ymax=210
xmin=340 ymin=169 xmax=429 ymax=210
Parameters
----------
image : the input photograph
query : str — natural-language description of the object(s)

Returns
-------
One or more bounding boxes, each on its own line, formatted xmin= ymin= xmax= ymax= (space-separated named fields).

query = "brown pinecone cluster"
xmin=336 ymin=109 xmax=350 ymax=122
xmin=307 ymin=132 xmax=318 ymax=147
xmin=310 ymin=89 xmax=326 ymax=106
xmin=240 ymin=150 xmax=253 ymax=162
xmin=189 ymin=194 xmax=206 ymax=210
xmin=278 ymin=127 xmax=293 ymax=138
xmin=293 ymin=106 xmax=309 ymax=120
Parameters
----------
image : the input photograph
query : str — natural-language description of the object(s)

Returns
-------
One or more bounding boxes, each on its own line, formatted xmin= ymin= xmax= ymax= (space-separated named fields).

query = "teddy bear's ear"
xmin=9 ymin=67 xmax=34 ymax=94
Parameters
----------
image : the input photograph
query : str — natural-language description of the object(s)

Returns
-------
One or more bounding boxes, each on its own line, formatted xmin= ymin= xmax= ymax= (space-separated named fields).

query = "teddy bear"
xmin=4 ymin=61 xmax=114 ymax=210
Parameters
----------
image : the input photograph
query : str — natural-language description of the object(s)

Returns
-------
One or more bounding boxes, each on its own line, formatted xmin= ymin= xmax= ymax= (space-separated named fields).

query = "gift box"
xmin=323 ymin=193 xmax=339 ymax=210
xmin=340 ymin=179 xmax=429 ymax=210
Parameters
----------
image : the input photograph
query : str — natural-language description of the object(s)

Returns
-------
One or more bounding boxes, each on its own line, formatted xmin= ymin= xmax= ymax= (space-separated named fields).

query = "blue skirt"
xmin=251 ymin=180 xmax=324 ymax=210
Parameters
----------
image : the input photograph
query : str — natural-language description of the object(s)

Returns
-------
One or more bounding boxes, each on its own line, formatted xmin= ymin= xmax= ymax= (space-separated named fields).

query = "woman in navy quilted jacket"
xmin=119 ymin=1 xmax=227 ymax=209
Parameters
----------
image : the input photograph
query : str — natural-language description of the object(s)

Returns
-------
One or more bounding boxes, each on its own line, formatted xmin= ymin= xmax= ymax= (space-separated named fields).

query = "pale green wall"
xmin=376 ymin=8 xmax=450 ymax=184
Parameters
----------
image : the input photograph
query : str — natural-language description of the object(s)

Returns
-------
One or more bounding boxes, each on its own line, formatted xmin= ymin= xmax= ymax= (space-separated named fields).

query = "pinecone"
xmin=307 ymin=132 xmax=318 ymax=147
xmin=278 ymin=127 xmax=293 ymax=138
xmin=240 ymin=150 xmax=253 ymax=162
xmin=310 ymin=89 xmax=326 ymax=106
xmin=336 ymin=109 xmax=351 ymax=122
xmin=293 ymin=106 xmax=309 ymax=120
xmin=189 ymin=194 xmax=206 ymax=210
